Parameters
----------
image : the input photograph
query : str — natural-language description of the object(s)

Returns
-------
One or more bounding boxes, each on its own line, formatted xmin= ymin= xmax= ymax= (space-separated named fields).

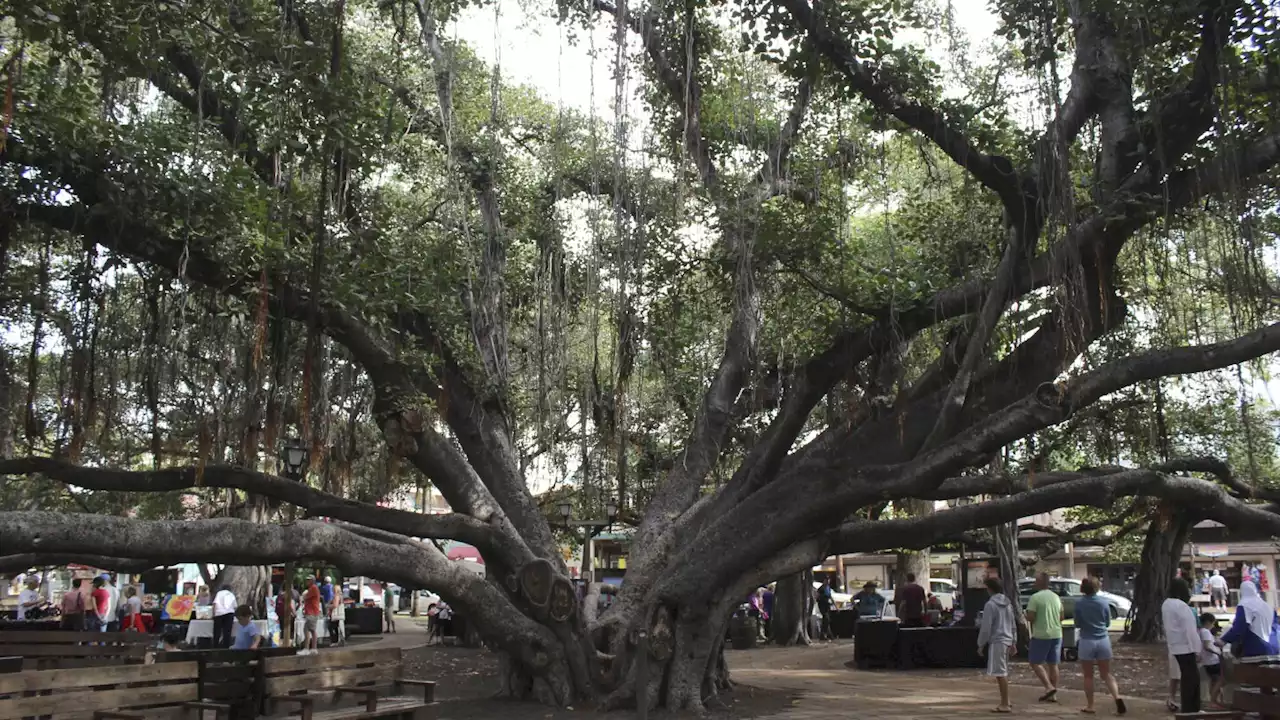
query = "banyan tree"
xmin=3 ymin=0 xmax=1280 ymax=710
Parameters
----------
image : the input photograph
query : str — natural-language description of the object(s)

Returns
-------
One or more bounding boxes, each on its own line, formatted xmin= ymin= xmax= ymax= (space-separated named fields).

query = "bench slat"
xmin=1232 ymin=689 xmax=1279 ymax=716
xmin=1234 ymin=662 xmax=1280 ymax=687
xmin=4 ymin=645 xmax=147 ymax=658
xmin=267 ymin=665 xmax=399 ymax=696
xmin=0 ymin=631 xmax=154 ymax=645
xmin=264 ymin=648 xmax=401 ymax=674
xmin=0 ymin=661 xmax=198 ymax=694
xmin=300 ymin=697 xmax=422 ymax=720
xmin=0 ymin=683 xmax=199 ymax=720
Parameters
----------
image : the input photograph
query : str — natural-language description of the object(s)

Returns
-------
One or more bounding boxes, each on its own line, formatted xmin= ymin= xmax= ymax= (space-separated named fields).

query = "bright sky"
xmin=451 ymin=0 xmax=1001 ymax=121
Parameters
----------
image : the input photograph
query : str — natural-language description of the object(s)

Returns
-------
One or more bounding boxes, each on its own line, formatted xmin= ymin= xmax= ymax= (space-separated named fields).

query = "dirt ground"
xmin=917 ymin=639 xmax=1176 ymax=701
xmin=400 ymin=638 xmax=1176 ymax=718
xmin=401 ymin=643 xmax=796 ymax=718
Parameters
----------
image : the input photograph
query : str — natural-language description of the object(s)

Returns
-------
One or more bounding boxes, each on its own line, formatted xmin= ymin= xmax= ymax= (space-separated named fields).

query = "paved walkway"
xmin=325 ymin=612 xmax=430 ymax=652
xmin=730 ymin=642 xmax=1167 ymax=719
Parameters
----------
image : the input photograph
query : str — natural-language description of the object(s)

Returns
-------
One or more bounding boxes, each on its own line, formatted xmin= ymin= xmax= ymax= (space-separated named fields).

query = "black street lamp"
xmin=280 ymin=437 xmax=310 ymax=481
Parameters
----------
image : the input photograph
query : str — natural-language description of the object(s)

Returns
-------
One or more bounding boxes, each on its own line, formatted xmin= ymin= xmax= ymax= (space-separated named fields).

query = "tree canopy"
xmin=2 ymin=0 xmax=1280 ymax=710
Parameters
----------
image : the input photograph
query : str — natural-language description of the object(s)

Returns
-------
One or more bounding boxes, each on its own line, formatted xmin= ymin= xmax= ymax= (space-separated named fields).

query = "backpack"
xmin=116 ymin=599 xmax=130 ymax=622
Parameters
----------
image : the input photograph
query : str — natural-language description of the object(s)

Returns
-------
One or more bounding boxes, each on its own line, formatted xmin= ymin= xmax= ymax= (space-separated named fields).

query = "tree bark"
xmin=1125 ymin=506 xmax=1190 ymax=643
xmin=770 ymin=571 xmax=812 ymax=646
xmin=895 ymin=499 xmax=934 ymax=595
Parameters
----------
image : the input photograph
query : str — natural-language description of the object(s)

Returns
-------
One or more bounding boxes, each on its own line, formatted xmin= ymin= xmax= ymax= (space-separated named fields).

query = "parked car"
xmin=874 ymin=577 xmax=956 ymax=611
xmin=1017 ymin=578 xmax=1131 ymax=620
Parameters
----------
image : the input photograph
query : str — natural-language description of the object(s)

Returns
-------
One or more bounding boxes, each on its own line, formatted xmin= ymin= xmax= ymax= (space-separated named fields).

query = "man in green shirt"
xmin=1024 ymin=572 xmax=1063 ymax=702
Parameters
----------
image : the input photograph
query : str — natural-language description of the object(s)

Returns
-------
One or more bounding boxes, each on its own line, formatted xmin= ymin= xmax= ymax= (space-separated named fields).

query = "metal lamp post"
xmin=277 ymin=437 xmax=310 ymax=647
xmin=557 ymin=495 xmax=619 ymax=581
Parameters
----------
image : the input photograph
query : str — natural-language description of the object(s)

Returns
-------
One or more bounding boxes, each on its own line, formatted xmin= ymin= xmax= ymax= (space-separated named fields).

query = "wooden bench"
xmin=260 ymin=648 xmax=434 ymax=720
xmin=0 ymin=661 xmax=231 ymax=720
xmin=156 ymin=648 xmax=297 ymax=720
xmin=0 ymin=630 xmax=156 ymax=669
xmin=1175 ymin=661 xmax=1280 ymax=720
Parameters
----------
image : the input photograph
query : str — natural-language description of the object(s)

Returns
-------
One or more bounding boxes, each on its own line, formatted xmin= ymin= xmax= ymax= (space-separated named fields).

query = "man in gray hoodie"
xmin=977 ymin=576 xmax=1017 ymax=713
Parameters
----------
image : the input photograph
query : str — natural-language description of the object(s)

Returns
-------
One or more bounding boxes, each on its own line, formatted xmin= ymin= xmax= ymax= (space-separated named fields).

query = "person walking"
xmin=212 ymin=585 xmax=237 ymax=649
xmin=1209 ymin=570 xmax=1229 ymax=611
xmin=976 ymin=577 xmax=1016 ymax=714
xmin=383 ymin=584 xmax=397 ymax=634
xmin=1219 ymin=579 xmax=1280 ymax=660
xmin=816 ymin=578 xmax=835 ymax=640
xmin=894 ymin=573 xmax=926 ymax=629
xmin=437 ymin=601 xmax=453 ymax=640
xmin=426 ymin=603 xmax=442 ymax=645
xmin=302 ymin=577 xmax=323 ymax=651
xmin=1163 ymin=577 xmax=1203 ymax=713
xmin=60 ymin=578 xmax=87 ymax=630
xmin=1025 ymin=572 xmax=1064 ymax=702
xmin=1075 ymin=577 xmax=1126 ymax=715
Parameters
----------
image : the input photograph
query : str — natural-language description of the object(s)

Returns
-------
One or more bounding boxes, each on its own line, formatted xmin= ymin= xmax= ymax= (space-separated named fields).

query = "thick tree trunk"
xmin=770 ymin=571 xmax=812 ymax=646
xmin=215 ymin=564 xmax=271 ymax=617
xmin=1125 ymin=507 xmax=1190 ymax=643
xmin=896 ymin=498 xmax=934 ymax=594
xmin=896 ymin=550 xmax=931 ymax=592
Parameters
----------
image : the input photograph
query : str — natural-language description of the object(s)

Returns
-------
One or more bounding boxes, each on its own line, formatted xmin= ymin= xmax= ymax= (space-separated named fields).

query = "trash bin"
xmin=728 ymin=614 xmax=758 ymax=650
xmin=1061 ymin=626 xmax=1078 ymax=662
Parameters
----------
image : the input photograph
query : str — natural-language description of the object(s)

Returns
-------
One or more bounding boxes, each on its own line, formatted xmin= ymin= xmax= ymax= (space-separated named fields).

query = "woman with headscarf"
xmin=1219 ymin=580 xmax=1280 ymax=661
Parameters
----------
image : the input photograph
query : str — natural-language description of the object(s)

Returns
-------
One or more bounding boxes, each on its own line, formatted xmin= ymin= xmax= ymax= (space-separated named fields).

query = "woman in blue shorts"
xmin=1074 ymin=578 xmax=1126 ymax=715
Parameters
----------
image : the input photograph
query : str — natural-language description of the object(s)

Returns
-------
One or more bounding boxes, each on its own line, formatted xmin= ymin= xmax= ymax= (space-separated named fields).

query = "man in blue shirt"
xmin=231 ymin=605 xmax=263 ymax=650
xmin=320 ymin=576 xmax=335 ymax=606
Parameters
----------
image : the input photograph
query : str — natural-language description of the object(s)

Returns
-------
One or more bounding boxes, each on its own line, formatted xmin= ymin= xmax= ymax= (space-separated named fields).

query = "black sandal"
xmin=1039 ymin=689 xmax=1058 ymax=703
xmin=1115 ymin=698 xmax=1126 ymax=715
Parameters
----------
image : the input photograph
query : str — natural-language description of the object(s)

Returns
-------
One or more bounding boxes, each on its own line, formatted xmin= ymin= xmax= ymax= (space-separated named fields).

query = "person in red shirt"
xmin=88 ymin=576 xmax=111 ymax=632
xmin=894 ymin=573 xmax=927 ymax=628
xmin=302 ymin=578 xmax=323 ymax=651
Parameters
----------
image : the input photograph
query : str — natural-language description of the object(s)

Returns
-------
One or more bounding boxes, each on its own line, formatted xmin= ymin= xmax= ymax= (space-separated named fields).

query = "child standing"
xmin=1198 ymin=613 xmax=1224 ymax=707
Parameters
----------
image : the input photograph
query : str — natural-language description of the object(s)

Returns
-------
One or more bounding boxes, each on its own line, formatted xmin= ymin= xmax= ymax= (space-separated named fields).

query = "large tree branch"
xmin=0 ymin=512 xmax=565 ymax=674
xmin=0 ymin=554 xmax=161 ymax=574
xmin=654 ymin=320 xmax=1280 ymax=606
xmin=773 ymin=0 xmax=1022 ymax=210
xmin=0 ymin=456 xmax=537 ymax=563
xmin=830 ymin=471 xmax=1280 ymax=554
xmin=1137 ymin=2 xmax=1238 ymax=178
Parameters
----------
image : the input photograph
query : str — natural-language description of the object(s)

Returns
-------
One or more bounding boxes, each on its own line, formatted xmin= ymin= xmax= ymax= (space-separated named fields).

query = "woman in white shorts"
xmin=1075 ymin=578 xmax=1126 ymax=714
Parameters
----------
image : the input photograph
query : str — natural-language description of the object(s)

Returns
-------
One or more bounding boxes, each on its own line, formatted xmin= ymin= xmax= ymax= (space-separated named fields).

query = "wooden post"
xmin=281 ymin=563 xmax=295 ymax=647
